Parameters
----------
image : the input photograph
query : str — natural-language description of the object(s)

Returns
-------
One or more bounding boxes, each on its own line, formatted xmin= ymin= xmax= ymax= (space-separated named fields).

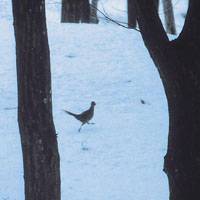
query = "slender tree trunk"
xmin=61 ymin=0 xmax=90 ymax=23
xmin=80 ymin=0 xmax=90 ymax=23
xmin=61 ymin=0 xmax=80 ymax=23
xmin=162 ymin=0 xmax=177 ymax=35
xmin=90 ymin=0 xmax=99 ymax=24
xmin=135 ymin=0 xmax=200 ymax=199
xmin=128 ymin=0 xmax=137 ymax=28
xmin=61 ymin=0 xmax=68 ymax=23
xmin=12 ymin=0 xmax=61 ymax=199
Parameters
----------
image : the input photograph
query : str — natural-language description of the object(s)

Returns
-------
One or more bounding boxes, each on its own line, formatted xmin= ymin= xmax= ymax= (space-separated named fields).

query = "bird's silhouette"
xmin=64 ymin=101 xmax=96 ymax=132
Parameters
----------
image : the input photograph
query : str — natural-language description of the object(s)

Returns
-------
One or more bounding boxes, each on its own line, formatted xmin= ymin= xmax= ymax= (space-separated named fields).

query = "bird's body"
xmin=64 ymin=101 xmax=96 ymax=131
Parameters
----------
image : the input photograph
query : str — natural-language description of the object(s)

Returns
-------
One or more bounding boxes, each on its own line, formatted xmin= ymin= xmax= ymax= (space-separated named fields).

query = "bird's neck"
xmin=90 ymin=105 xmax=95 ymax=112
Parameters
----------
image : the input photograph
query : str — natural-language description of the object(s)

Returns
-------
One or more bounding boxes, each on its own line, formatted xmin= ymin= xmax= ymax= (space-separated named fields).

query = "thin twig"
xmin=100 ymin=2 xmax=129 ymax=25
xmin=90 ymin=3 xmax=140 ymax=32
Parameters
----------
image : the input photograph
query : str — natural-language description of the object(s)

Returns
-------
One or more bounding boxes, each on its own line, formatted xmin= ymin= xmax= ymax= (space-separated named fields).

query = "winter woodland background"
xmin=0 ymin=0 xmax=188 ymax=199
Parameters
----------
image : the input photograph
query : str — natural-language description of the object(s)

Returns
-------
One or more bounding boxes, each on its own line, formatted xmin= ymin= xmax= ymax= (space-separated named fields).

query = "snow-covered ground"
xmin=0 ymin=0 xmax=188 ymax=199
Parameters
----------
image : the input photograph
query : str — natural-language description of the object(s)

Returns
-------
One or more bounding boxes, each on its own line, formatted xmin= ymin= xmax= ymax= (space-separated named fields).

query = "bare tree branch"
xmin=90 ymin=3 xmax=140 ymax=32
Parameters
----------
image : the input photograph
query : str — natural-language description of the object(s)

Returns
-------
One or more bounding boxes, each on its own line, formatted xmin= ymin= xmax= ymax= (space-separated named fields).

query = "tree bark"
xmin=61 ymin=0 xmax=80 ymax=23
xmin=61 ymin=0 xmax=90 ymax=23
xmin=90 ymin=0 xmax=99 ymax=24
xmin=162 ymin=0 xmax=177 ymax=35
xmin=128 ymin=0 xmax=159 ymax=29
xmin=12 ymin=0 xmax=61 ymax=200
xmin=128 ymin=0 xmax=137 ymax=28
xmin=135 ymin=0 xmax=200 ymax=199
xmin=80 ymin=0 xmax=90 ymax=23
xmin=154 ymin=0 xmax=159 ymax=11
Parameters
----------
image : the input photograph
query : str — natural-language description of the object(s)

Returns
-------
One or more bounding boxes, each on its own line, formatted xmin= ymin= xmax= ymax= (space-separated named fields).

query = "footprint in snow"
xmin=65 ymin=54 xmax=76 ymax=58
xmin=140 ymin=99 xmax=151 ymax=105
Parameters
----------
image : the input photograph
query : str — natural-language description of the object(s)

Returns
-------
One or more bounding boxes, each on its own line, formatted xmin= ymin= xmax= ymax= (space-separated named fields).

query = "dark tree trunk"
xmin=80 ymin=0 xmax=90 ymax=23
xmin=135 ymin=0 xmax=200 ymax=199
xmin=61 ymin=0 xmax=80 ymax=23
xmin=61 ymin=0 xmax=90 ymax=23
xmin=128 ymin=0 xmax=159 ymax=28
xmin=128 ymin=0 xmax=137 ymax=28
xmin=162 ymin=0 xmax=177 ymax=35
xmin=90 ymin=0 xmax=99 ymax=24
xmin=12 ymin=0 xmax=61 ymax=200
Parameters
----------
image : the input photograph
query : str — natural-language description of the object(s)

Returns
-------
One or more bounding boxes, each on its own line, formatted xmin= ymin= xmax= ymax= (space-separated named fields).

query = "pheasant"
xmin=64 ymin=101 xmax=96 ymax=132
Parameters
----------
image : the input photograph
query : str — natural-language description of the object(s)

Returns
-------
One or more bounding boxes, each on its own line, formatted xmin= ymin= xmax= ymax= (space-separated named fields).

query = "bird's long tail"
xmin=63 ymin=110 xmax=77 ymax=118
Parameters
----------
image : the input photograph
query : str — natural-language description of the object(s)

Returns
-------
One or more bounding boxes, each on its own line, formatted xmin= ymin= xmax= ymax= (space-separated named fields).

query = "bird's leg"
xmin=78 ymin=123 xmax=84 ymax=132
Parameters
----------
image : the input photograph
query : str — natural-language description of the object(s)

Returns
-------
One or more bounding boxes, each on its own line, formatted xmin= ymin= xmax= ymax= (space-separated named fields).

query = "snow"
xmin=0 ymin=0 xmax=188 ymax=200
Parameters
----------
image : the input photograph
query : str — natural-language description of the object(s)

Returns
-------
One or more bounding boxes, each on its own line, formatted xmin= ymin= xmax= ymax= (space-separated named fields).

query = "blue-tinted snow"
xmin=0 ymin=0 xmax=188 ymax=199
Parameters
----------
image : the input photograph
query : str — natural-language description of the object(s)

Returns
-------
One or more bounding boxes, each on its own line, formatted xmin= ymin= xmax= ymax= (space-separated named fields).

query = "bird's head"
xmin=91 ymin=101 xmax=96 ymax=106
